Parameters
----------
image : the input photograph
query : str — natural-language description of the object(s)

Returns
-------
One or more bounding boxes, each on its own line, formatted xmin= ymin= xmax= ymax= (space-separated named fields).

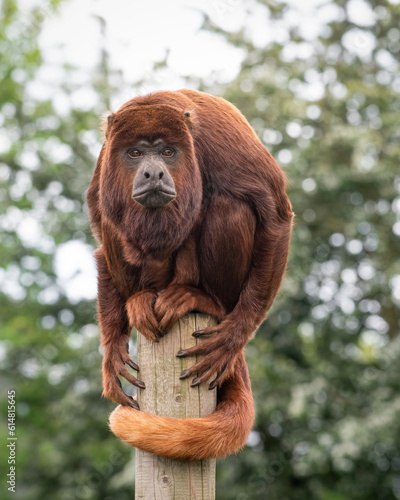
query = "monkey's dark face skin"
xmin=124 ymin=139 xmax=178 ymax=208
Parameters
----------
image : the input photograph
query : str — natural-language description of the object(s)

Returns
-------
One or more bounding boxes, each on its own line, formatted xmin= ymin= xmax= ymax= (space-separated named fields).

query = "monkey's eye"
xmin=162 ymin=148 xmax=175 ymax=157
xmin=127 ymin=149 xmax=142 ymax=158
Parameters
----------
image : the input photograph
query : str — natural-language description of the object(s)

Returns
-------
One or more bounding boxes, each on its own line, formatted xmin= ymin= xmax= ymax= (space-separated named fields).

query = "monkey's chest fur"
xmin=126 ymin=195 xmax=256 ymax=313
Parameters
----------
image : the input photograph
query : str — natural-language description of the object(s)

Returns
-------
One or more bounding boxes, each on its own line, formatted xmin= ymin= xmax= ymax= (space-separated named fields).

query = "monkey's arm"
xmin=100 ymin=218 xmax=162 ymax=342
xmin=179 ymin=204 xmax=294 ymax=389
xmin=96 ymin=249 xmax=145 ymax=407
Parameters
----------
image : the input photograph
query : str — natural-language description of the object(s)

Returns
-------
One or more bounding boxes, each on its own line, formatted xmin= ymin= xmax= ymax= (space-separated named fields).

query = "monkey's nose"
xmin=142 ymin=165 xmax=164 ymax=182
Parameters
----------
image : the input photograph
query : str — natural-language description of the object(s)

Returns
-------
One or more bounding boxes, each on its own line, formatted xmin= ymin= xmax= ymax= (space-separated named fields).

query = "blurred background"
xmin=0 ymin=0 xmax=399 ymax=498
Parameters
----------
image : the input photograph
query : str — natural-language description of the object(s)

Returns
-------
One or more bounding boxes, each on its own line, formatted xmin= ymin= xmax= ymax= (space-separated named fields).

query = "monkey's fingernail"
xmin=209 ymin=381 xmax=217 ymax=390
xmin=159 ymin=329 xmax=166 ymax=336
xmin=191 ymin=378 xmax=200 ymax=387
xmin=127 ymin=360 xmax=139 ymax=371
xmin=177 ymin=350 xmax=186 ymax=357
xmin=180 ymin=370 xmax=190 ymax=379
xmin=193 ymin=330 xmax=205 ymax=337
xmin=136 ymin=380 xmax=146 ymax=389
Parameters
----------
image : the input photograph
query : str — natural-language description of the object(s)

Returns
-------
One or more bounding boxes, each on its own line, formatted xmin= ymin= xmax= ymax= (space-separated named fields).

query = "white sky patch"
xmin=54 ymin=241 xmax=97 ymax=303
xmin=36 ymin=0 xmax=245 ymax=90
xmin=20 ymin=0 xmax=343 ymax=102
xmin=16 ymin=216 xmax=43 ymax=247
xmin=342 ymin=29 xmax=377 ymax=61
xmin=0 ymin=265 xmax=26 ymax=301
xmin=346 ymin=0 xmax=376 ymax=27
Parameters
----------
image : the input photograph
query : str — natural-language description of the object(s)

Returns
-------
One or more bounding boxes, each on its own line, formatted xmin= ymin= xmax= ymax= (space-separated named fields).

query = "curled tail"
xmin=109 ymin=353 xmax=254 ymax=460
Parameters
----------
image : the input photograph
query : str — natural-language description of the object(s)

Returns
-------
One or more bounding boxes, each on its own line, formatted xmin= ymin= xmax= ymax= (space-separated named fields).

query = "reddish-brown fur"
xmin=87 ymin=89 xmax=293 ymax=460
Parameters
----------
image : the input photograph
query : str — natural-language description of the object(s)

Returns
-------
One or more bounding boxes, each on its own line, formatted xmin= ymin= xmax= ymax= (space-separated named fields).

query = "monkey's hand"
xmin=126 ymin=290 xmax=162 ymax=342
xmin=154 ymin=284 xmax=224 ymax=332
xmin=177 ymin=319 xmax=246 ymax=389
xmin=102 ymin=334 xmax=144 ymax=409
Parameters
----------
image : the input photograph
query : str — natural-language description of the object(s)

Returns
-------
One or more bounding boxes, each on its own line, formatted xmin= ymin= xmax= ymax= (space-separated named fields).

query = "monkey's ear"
xmin=183 ymin=110 xmax=195 ymax=134
xmin=100 ymin=112 xmax=115 ymax=141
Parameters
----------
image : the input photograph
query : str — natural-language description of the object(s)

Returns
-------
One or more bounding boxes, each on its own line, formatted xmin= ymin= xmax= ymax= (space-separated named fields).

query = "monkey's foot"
xmin=177 ymin=320 xmax=244 ymax=389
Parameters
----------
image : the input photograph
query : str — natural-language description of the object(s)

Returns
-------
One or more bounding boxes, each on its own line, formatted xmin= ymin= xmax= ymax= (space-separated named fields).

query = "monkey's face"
xmin=123 ymin=139 xmax=178 ymax=208
xmin=100 ymin=104 xmax=201 ymax=231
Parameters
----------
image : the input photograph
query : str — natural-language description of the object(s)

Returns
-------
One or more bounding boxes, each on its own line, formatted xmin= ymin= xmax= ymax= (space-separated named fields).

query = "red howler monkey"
xmin=87 ymin=89 xmax=293 ymax=460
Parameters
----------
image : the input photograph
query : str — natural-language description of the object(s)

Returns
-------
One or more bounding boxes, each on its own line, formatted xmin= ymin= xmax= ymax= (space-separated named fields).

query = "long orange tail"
xmin=109 ymin=353 xmax=254 ymax=460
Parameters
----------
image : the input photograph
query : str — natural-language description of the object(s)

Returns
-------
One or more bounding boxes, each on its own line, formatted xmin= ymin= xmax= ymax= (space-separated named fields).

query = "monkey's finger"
xmin=192 ymin=324 xmax=221 ymax=337
xmin=153 ymin=298 xmax=167 ymax=317
xmin=105 ymin=378 xmax=140 ymax=409
xmin=156 ymin=309 xmax=176 ymax=332
xmin=143 ymin=312 xmax=162 ymax=335
xmin=126 ymin=358 xmax=139 ymax=372
xmin=128 ymin=396 xmax=140 ymax=410
xmin=177 ymin=336 xmax=220 ymax=358
xmin=117 ymin=392 xmax=140 ymax=410
xmin=116 ymin=380 xmax=140 ymax=409
xmin=176 ymin=345 xmax=203 ymax=358
xmin=155 ymin=285 xmax=185 ymax=303
xmin=137 ymin=322 xmax=162 ymax=343
xmin=208 ymin=365 xmax=230 ymax=389
xmin=191 ymin=367 xmax=216 ymax=387
xmin=177 ymin=342 xmax=211 ymax=357
xmin=119 ymin=367 xmax=146 ymax=389
xmin=179 ymin=353 xmax=217 ymax=380
xmin=154 ymin=294 xmax=181 ymax=321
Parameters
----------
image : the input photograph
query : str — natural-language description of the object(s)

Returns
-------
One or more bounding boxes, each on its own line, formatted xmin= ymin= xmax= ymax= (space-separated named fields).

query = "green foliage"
xmin=0 ymin=0 xmax=399 ymax=499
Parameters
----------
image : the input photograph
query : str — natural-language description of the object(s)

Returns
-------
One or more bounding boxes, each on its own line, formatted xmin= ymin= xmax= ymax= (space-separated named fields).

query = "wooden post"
xmin=135 ymin=314 xmax=217 ymax=500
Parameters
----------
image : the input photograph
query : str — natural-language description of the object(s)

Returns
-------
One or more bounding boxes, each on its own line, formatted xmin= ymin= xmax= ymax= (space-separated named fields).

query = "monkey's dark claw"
xmin=129 ymin=397 xmax=140 ymax=410
xmin=180 ymin=369 xmax=190 ymax=379
xmin=127 ymin=359 xmax=139 ymax=371
xmin=190 ymin=377 xmax=201 ymax=387
xmin=176 ymin=350 xmax=186 ymax=357
xmin=136 ymin=380 xmax=146 ymax=389
xmin=209 ymin=380 xmax=218 ymax=390
xmin=192 ymin=330 xmax=205 ymax=337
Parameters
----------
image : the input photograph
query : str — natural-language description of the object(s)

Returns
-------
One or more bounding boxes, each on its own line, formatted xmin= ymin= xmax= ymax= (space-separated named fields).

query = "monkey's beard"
xmin=121 ymin=188 xmax=201 ymax=259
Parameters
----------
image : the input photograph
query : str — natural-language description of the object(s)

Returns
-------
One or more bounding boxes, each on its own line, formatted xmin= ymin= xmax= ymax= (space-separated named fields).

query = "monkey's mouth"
xmin=132 ymin=186 xmax=176 ymax=208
